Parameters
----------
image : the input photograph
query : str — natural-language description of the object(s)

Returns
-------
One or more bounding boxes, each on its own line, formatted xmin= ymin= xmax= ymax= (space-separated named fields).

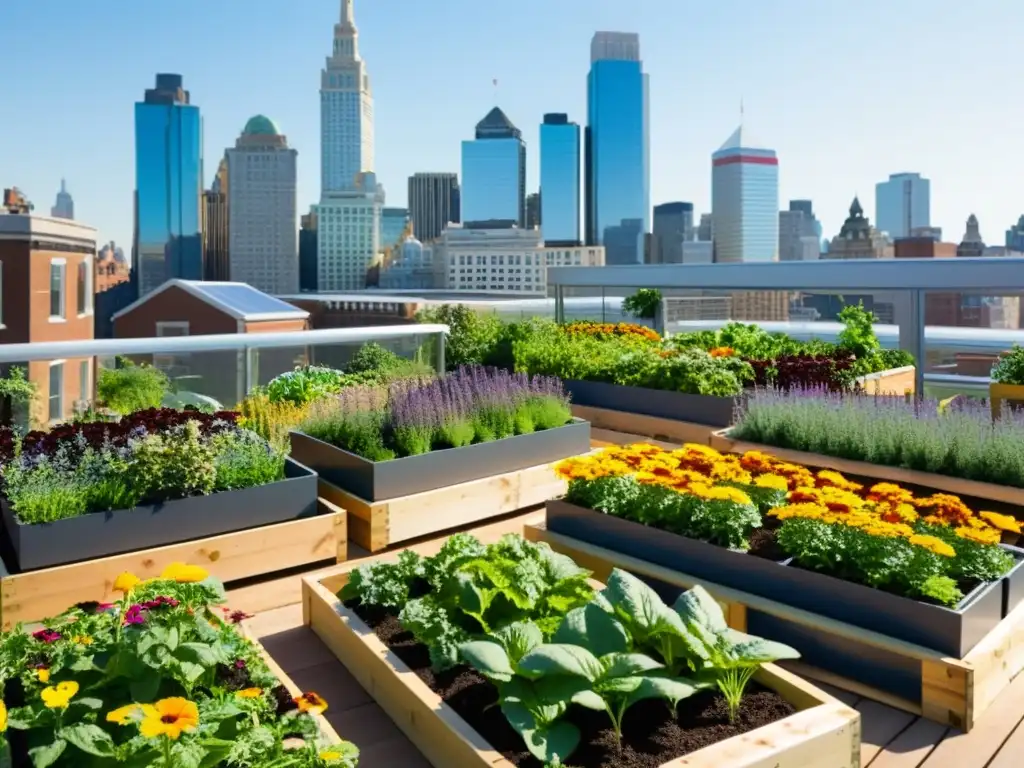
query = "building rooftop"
xmin=475 ymin=107 xmax=521 ymax=140
xmin=112 ymin=280 xmax=310 ymax=323
xmin=242 ymin=115 xmax=282 ymax=136
xmin=715 ymin=124 xmax=773 ymax=154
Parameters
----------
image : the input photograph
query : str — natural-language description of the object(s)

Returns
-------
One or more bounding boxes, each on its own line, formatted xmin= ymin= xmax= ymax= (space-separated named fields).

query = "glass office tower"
xmin=875 ymin=172 xmax=930 ymax=240
xmin=540 ymin=114 xmax=581 ymax=245
xmin=134 ymin=74 xmax=203 ymax=296
xmin=586 ymin=32 xmax=649 ymax=264
xmin=461 ymin=107 xmax=526 ymax=226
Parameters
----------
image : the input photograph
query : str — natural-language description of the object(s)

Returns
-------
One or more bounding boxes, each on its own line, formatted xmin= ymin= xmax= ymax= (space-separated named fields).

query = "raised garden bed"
xmin=0 ymin=498 xmax=346 ymax=630
xmin=0 ymin=457 xmax=318 ymax=571
xmin=525 ymin=521 xmax=1024 ymax=733
xmin=546 ymin=499 xmax=1015 ymax=658
xmin=563 ymin=380 xmax=739 ymax=428
xmin=292 ymin=419 xmax=590 ymax=502
xmin=302 ymin=545 xmax=861 ymax=768
xmin=317 ymin=459 xmax=572 ymax=553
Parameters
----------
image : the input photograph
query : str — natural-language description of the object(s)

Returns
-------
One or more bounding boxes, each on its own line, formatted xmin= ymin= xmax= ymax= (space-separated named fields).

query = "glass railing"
xmin=0 ymin=324 xmax=447 ymax=427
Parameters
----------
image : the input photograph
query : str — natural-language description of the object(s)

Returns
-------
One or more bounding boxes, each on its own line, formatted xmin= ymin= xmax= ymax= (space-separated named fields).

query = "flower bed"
xmin=310 ymin=532 xmax=859 ymax=768
xmin=0 ymin=408 xmax=317 ymax=571
xmin=0 ymin=564 xmax=358 ymax=767
xmin=549 ymin=443 xmax=1024 ymax=656
xmin=290 ymin=366 xmax=589 ymax=501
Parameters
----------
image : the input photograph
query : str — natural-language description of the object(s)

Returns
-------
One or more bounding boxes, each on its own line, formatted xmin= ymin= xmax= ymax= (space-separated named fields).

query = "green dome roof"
xmin=242 ymin=115 xmax=281 ymax=136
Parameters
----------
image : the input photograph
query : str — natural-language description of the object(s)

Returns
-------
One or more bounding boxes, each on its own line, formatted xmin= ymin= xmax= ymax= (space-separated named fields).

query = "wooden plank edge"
xmin=239 ymin=620 xmax=344 ymax=748
xmin=572 ymin=404 xmax=717 ymax=445
xmin=0 ymin=512 xmax=343 ymax=630
xmin=304 ymin=562 xmax=861 ymax=768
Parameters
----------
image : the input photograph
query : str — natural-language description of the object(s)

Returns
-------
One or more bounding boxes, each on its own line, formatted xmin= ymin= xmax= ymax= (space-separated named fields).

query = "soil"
xmin=746 ymin=525 xmax=788 ymax=562
xmin=347 ymin=602 xmax=796 ymax=768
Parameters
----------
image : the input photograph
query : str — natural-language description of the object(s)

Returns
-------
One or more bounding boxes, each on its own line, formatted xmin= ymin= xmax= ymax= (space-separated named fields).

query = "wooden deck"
xmin=232 ymin=509 xmax=1024 ymax=768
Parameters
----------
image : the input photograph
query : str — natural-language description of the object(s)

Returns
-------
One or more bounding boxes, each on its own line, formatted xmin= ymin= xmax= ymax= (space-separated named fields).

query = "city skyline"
xmin=3 ymin=0 xmax=1021 ymax=251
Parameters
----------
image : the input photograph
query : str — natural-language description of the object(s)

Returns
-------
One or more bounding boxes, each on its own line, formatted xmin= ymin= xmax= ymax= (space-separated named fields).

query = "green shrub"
xmin=96 ymin=358 xmax=169 ymax=414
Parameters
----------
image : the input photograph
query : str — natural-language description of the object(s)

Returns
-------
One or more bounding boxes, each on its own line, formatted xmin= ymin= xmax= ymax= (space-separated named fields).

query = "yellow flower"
xmin=0 ymin=701 xmax=6 ymax=732
xmin=816 ymin=469 xmax=862 ymax=492
xmin=754 ymin=474 xmax=789 ymax=491
xmin=956 ymin=526 xmax=1000 ymax=546
xmin=694 ymin=485 xmax=753 ymax=506
xmin=139 ymin=697 xmax=199 ymax=740
xmin=160 ymin=563 xmax=210 ymax=583
xmin=909 ymin=534 xmax=956 ymax=558
xmin=980 ymin=511 xmax=1021 ymax=534
xmin=36 ymin=667 xmax=51 ymax=683
xmin=113 ymin=572 xmax=141 ymax=593
xmin=294 ymin=691 xmax=328 ymax=714
xmin=41 ymin=681 xmax=79 ymax=709
xmin=106 ymin=704 xmax=143 ymax=725
xmin=236 ymin=688 xmax=263 ymax=699
xmin=72 ymin=635 xmax=93 ymax=646
xmin=320 ymin=748 xmax=349 ymax=762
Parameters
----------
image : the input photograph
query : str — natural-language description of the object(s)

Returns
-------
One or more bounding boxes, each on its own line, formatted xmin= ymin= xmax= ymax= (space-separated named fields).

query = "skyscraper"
xmin=381 ymin=207 xmax=409 ymax=251
xmin=539 ymin=113 xmax=580 ymax=245
xmin=202 ymin=159 xmax=229 ymax=281
xmin=875 ymin=172 xmax=930 ymax=239
xmin=133 ymin=73 xmax=203 ymax=297
xmin=226 ymin=116 xmax=299 ymax=294
xmin=586 ymin=32 xmax=649 ymax=264
xmin=711 ymin=125 xmax=778 ymax=262
xmin=407 ymin=172 xmax=460 ymax=242
xmin=525 ymin=192 xmax=541 ymax=230
xmin=320 ymin=0 xmax=373 ymax=194
xmin=651 ymin=202 xmax=693 ymax=263
xmin=461 ymin=107 xmax=526 ymax=226
xmin=51 ymin=179 xmax=74 ymax=219
xmin=317 ymin=171 xmax=383 ymax=291
xmin=778 ymin=200 xmax=822 ymax=261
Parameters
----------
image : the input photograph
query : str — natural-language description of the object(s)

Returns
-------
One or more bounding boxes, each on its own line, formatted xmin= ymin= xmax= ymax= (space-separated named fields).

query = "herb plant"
xmin=622 ymin=289 xmax=662 ymax=319
xmin=0 ymin=565 xmax=358 ymax=767
xmin=991 ymin=345 xmax=1024 ymax=385
xmin=96 ymin=358 xmax=170 ymax=415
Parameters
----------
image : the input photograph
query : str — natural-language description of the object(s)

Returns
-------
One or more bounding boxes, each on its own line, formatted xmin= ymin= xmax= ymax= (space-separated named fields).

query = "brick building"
xmin=0 ymin=198 xmax=97 ymax=425
xmin=112 ymin=280 xmax=309 ymax=406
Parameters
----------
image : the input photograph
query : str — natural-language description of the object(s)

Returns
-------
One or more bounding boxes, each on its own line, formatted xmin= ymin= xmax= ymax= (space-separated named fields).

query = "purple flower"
xmin=234 ymin=658 xmax=247 ymax=670
xmin=32 ymin=629 xmax=61 ymax=644
xmin=141 ymin=596 xmax=179 ymax=610
xmin=123 ymin=605 xmax=147 ymax=626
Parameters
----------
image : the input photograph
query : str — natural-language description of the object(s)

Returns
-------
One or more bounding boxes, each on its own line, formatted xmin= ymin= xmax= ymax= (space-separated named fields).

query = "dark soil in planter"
xmin=347 ymin=602 xmax=796 ymax=768
xmin=746 ymin=525 xmax=787 ymax=561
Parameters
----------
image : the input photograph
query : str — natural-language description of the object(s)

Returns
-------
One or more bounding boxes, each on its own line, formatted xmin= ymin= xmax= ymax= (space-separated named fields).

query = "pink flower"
xmin=123 ymin=605 xmax=147 ymax=626
xmin=96 ymin=603 xmax=115 ymax=612
xmin=141 ymin=596 xmax=179 ymax=610
xmin=233 ymin=659 xmax=247 ymax=670
xmin=32 ymin=629 xmax=61 ymax=643
xmin=228 ymin=610 xmax=253 ymax=624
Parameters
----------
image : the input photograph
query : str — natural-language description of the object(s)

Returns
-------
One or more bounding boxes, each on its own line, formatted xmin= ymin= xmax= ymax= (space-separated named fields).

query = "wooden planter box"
xmin=546 ymin=500 xmax=1011 ymax=657
xmin=990 ymin=381 xmax=1024 ymax=420
xmin=291 ymin=419 xmax=590 ymax=502
xmin=317 ymin=458 xmax=573 ymax=553
xmin=302 ymin=551 xmax=862 ymax=768
xmin=0 ymin=458 xmax=319 ymax=571
xmin=571 ymin=404 xmax=717 ymax=446
xmin=855 ymin=365 xmax=916 ymax=396
xmin=0 ymin=499 xmax=347 ymax=630
xmin=525 ymin=522 xmax=1024 ymax=733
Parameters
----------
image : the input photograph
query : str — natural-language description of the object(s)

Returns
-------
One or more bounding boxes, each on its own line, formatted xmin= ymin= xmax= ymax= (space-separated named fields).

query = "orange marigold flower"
xmin=788 ymin=487 xmax=821 ymax=504
xmin=708 ymin=346 xmax=735 ymax=358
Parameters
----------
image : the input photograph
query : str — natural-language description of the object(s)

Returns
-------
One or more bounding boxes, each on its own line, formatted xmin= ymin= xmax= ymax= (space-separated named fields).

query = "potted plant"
xmin=289 ymin=366 xmax=590 ymax=501
xmin=0 ymin=408 xmax=318 ymax=570
xmin=989 ymin=344 xmax=1024 ymax=419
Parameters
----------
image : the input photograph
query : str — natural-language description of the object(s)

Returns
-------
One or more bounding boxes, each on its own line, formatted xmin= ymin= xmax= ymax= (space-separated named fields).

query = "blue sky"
xmin=2 ymin=0 xmax=1019 ymax=250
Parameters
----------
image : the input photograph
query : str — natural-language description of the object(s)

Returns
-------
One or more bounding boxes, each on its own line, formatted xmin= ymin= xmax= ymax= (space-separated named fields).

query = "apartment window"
xmin=79 ymin=360 xmax=90 ymax=404
xmin=50 ymin=260 xmax=66 ymax=319
xmin=77 ymin=260 xmax=92 ymax=314
xmin=49 ymin=362 xmax=64 ymax=422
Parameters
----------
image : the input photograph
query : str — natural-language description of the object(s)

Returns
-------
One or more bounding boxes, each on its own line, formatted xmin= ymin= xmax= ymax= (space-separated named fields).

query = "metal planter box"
xmin=1003 ymin=544 xmax=1024 ymax=616
xmin=546 ymin=499 xmax=1007 ymax=657
xmin=290 ymin=419 xmax=591 ymax=502
xmin=0 ymin=458 xmax=319 ymax=571
xmin=563 ymin=379 xmax=738 ymax=428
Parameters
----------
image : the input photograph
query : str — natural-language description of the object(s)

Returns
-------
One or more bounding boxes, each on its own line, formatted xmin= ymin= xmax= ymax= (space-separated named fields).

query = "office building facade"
xmin=586 ymin=32 xmax=649 ymax=264
xmin=298 ymin=208 xmax=318 ymax=292
xmin=226 ymin=116 xmax=299 ymax=294
xmin=525 ymin=192 xmax=541 ymax=230
xmin=711 ymin=125 xmax=778 ymax=262
xmin=317 ymin=171 xmax=383 ymax=291
xmin=651 ymin=202 xmax=693 ymax=263
xmin=408 ymin=172 xmax=460 ymax=242
xmin=461 ymin=107 xmax=526 ymax=226
xmin=202 ymin=159 xmax=229 ymax=281
xmin=320 ymin=0 xmax=373 ymax=193
xmin=875 ymin=172 xmax=930 ymax=239
xmin=779 ymin=201 xmax=822 ymax=261
xmin=381 ymin=207 xmax=409 ymax=252
xmin=540 ymin=113 xmax=580 ymax=244
xmin=134 ymin=73 xmax=203 ymax=297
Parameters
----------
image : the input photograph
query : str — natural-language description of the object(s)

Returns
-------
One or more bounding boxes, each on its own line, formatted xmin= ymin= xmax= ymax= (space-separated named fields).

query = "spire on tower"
xmin=341 ymin=0 xmax=354 ymax=24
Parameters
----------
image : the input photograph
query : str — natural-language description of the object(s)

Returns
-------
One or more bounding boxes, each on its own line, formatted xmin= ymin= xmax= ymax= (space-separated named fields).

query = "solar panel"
xmin=192 ymin=283 xmax=301 ymax=318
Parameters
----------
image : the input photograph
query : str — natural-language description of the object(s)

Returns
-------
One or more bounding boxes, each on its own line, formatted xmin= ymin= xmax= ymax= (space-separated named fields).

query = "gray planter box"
xmin=291 ymin=419 xmax=591 ymax=502
xmin=546 ymin=499 xmax=1009 ymax=657
xmin=1003 ymin=544 xmax=1024 ymax=617
xmin=564 ymin=379 xmax=738 ymax=428
xmin=0 ymin=458 xmax=318 ymax=572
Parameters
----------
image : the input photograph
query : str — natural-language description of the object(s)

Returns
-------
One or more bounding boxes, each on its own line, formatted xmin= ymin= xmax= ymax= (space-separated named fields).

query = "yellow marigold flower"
xmin=692 ymin=485 xmax=753 ymax=505
xmin=41 ymin=681 xmax=79 ymax=709
xmin=956 ymin=526 xmax=1001 ymax=546
xmin=877 ymin=502 xmax=919 ymax=525
xmin=295 ymin=691 xmax=328 ymax=714
xmin=909 ymin=535 xmax=956 ymax=558
xmin=139 ymin=697 xmax=199 ymax=740
xmin=320 ymin=749 xmax=345 ymax=762
xmin=160 ymin=563 xmax=210 ymax=583
xmin=36 ymin=668 xmax=50 ymax=683
xmin=106 ymin=704 xmax=143 ymax=725
xmin=815 ymin=469 xmax=862 ymax=492
xmin=236 ymin=688 xmax=263 ymax=699
xmin=0 ymin=700 xmax=6 ymax=733
xmin=980 ymin=511 xmax=1022 ymax=534
xmin=867 ymin=482 xmax=913 ymax=503
xmin=113 ymin=572 xmax=141 ymax=593
xmin=754 ymin=474 xmax=789 ymax=491
xmin=72 ymin=635 xmax=93 ymax=645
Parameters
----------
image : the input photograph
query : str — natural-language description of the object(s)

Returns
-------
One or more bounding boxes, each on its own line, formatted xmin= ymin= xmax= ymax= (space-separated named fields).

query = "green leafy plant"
xmin=622 ymin=289 xmax=662 ymax=320
xmin=96 ymin=358 xmax=169 ymax=415
xmin=416 ymin=304 xmax=503 ymax=370
xmin=992 ymin=345 xmax=1024 ymax=385
xmin=0 ymin=366 xmax=37 ymax=428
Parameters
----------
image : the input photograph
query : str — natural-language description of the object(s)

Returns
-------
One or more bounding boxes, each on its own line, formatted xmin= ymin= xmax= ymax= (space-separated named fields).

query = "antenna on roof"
xmin=492 ymin=78 xmax=498 ymax=102
xmin=740 ymin=97 xmax=744 ymax=125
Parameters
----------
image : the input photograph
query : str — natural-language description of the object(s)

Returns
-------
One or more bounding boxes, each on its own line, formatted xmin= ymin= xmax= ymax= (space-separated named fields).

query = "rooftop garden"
xmin=0 ymin=566 xmax=358 ymax=767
